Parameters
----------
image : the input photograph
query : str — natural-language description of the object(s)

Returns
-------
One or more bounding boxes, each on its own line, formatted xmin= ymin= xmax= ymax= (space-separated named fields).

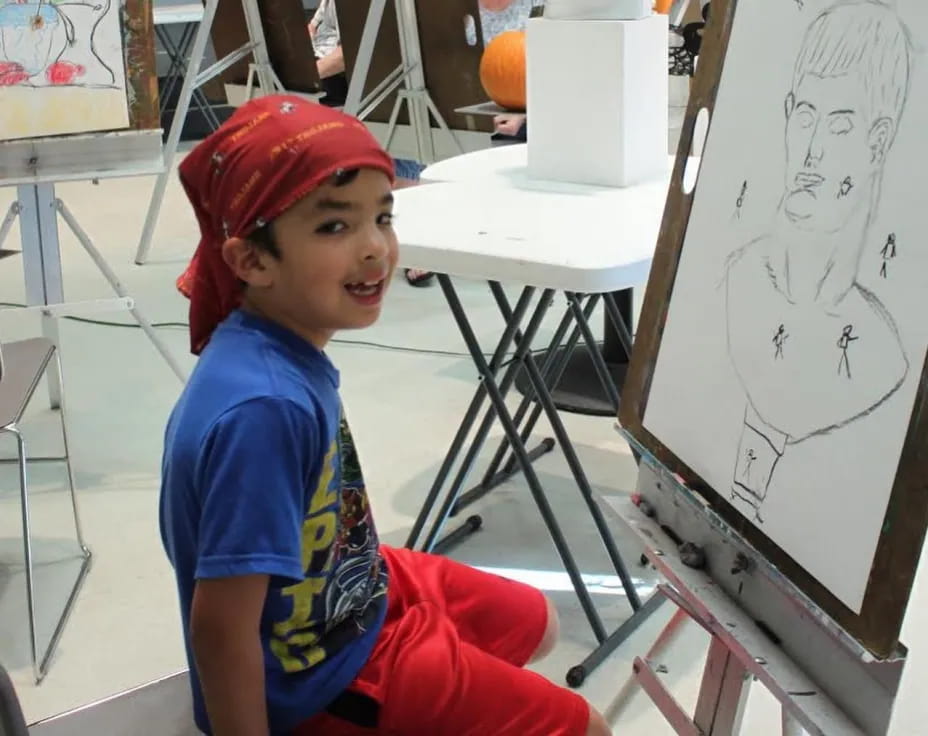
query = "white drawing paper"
xmin=642 ymin=0 xmax=928 ymax=614
xmin=0 ymin=0 xmax=130 ymax=140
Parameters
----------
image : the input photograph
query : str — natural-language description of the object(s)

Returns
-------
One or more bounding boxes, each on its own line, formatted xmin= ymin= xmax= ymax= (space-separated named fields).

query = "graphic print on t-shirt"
xmin=270 ymin=412 xmax=388 ymax=673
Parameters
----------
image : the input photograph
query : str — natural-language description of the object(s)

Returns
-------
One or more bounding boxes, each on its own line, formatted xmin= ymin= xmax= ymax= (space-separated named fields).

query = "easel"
xmin=603 ymin=429 xmax=904 ymax=735
xmin=0 ymin=131 xmax=187 ymax=387
xmin=0 ymin=129 xmax=186 ymax=685
xmin=342 ymin=0 xmax=463 ymax=165
xmin=133 ymin=0 xmax=285 ymax=265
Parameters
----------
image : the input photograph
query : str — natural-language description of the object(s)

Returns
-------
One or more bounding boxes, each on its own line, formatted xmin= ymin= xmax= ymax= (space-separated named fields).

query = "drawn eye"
xmin=796 ymin=110 xmax=815 ymax=129
xmin=828 ymin=116 xmax=854 ymax=135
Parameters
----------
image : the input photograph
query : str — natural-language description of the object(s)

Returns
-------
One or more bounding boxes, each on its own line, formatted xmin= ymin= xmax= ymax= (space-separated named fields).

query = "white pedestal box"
xmin=526 ymin=15 xmax=669 ymax=188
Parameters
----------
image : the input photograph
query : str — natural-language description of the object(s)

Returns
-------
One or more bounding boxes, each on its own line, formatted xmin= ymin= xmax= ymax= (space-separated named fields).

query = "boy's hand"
xmin=191 ymin=574 xmax=271 ymax=736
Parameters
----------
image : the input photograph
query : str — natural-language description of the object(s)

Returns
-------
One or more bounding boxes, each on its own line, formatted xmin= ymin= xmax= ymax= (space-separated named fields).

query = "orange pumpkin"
xmin=479 ymin=0 xmax=514 ymax=10
xmin=479 ymin=30 xmax=526 ymax=111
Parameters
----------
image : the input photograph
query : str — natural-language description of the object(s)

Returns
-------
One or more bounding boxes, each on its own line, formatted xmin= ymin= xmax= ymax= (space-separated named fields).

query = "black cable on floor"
xmin=0 ymin=302 xmax=549 ymax=362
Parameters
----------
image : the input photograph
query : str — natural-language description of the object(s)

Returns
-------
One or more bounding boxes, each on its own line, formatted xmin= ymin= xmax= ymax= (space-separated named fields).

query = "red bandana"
xmin=176 ymin=95 xmax=395 ymax=355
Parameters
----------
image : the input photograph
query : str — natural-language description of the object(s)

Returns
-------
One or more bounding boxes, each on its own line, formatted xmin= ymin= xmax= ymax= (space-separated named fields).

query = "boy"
xmin=159 ymin=95 xmax=611 ymax=736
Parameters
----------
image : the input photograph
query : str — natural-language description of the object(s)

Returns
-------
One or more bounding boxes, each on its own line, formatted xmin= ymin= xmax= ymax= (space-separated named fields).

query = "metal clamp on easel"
xmin=343 ymin=0 xmax=463 ymax=165
xmin=600 ymin=430 xmax=903 ymax=735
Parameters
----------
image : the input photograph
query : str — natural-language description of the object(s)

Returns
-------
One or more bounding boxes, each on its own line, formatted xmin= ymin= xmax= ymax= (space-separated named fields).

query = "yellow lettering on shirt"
xmin=270 ymin=439 xmax=341 ymax=672
xmin=270 ymin=576 xmax=328 ymax=672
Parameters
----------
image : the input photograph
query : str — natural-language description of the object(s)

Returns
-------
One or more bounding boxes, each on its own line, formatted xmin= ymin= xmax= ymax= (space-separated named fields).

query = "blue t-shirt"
xmin=159 ymin=310 xmax=388 ymax=735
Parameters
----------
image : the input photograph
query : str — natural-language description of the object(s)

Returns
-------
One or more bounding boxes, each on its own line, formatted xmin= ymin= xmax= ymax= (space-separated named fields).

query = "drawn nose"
xmin=804 ymin=124 xmax=824 ymax=167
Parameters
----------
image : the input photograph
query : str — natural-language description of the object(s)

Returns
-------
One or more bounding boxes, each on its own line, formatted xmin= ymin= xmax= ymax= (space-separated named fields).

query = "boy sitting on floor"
xmin=159 ymin=95 xmax=611 ymax=736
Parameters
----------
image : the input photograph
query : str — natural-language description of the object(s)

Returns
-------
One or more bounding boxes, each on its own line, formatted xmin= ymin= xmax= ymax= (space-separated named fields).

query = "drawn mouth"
xmin=793 ymin=173 xmax=824 ymax=190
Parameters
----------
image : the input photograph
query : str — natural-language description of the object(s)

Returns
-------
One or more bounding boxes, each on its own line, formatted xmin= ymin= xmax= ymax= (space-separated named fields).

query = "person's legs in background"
xmin=393 ymin=158 xmax=435 ymax=287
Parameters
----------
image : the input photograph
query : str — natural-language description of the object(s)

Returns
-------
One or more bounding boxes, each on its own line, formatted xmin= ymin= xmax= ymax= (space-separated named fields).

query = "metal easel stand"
xmin=343 ymin=0 xmax=463 ymax=165
xmin=0 ymin=187 xmax=187 ymax=384
xmin=603 ymin=448 xmax=900 ymax=735
xmin=406 ymin=276 xmax=664 ymax=687
xmin=134 ymin=0 xmax=285 ymax=265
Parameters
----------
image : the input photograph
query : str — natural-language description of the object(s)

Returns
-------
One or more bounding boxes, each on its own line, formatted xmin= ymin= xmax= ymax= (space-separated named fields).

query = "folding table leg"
xmin=437 ymin=275 xmax=609 ymax=642
xmin=158 ymin=24 xmax=221 ymax=131
xmin=404 ymin=287 xmax=537 ymax=550
xmin=603 ymin=291 xmax=635 ymax=357
xmin=478 ymin=292 xmax=602 ymax=494
xmin=487 ymin=282 xmax=669 ymax=686
xmin=489 ymin=283 xmax=641 ymax=608
xmin=421 ymin=288 xmax=557 ymax=553
xmin=566 ymin=292 xmax=621 ymax=411
xmin=592 ymin=290 xmax=642 ymax=466
xmin=450 ymin=294 xmax=599 ymax=517
xmin=156 ymin=26 xmax=185 ymax=115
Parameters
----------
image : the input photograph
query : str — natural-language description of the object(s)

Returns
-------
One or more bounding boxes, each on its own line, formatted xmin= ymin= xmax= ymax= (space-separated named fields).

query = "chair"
xmin=0 ymin=661 xmax=28 ymax=736
xmin=0 ymin=335 xmax=91 ymax=684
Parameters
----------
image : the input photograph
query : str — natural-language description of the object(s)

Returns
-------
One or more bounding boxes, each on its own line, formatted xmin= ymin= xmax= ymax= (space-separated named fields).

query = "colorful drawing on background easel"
xmin=0 ymin=0 xmax=130 ymax=141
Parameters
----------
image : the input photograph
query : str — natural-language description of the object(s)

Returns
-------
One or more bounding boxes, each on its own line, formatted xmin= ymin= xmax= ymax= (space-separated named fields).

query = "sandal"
xmin=404 ymin=268 xmax=435 ymax=287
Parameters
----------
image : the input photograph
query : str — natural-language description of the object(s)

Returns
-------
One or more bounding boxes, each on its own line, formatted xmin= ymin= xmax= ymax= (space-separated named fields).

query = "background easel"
xmin=341 ymin=0 xmax=463 ymax=165
xmin=1 ymin=0 xmax=186 ymax=386
xmin=0 ymin=133 xmax=187 ymax=387
xmin=133 ymin=0 xmax=286 ymax=266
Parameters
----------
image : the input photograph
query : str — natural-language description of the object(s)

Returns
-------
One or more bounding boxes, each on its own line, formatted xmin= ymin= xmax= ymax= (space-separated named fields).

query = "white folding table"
xmin=394 ymin=155 xmax=675 ymax=685
xmin=419 ymin=144 xmax=673 ymax=416
xmin=153 ymin=3 xmax=221 ymax=133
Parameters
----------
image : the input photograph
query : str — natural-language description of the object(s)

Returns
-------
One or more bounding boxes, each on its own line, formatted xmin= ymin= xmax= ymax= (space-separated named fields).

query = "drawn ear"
xmin=784 ymin=92 xmax=795 ymax=120
xmin=869 ymin=117 xmax=893 ymax=165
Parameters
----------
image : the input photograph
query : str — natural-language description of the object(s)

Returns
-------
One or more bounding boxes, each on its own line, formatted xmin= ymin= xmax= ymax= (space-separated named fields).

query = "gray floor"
xmin=0 ymin=156 xmax=784 ymax=732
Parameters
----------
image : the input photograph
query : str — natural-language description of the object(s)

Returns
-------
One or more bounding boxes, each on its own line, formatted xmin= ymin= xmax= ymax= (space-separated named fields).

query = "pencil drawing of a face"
xmin=780 ymin=2 xmax=908 ymax=234
xmin=784 ymin=74 xmax=885 ymax=231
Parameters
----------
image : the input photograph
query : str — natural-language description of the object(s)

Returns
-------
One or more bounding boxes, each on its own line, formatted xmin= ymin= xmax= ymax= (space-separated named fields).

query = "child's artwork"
xmin=622 ymin=0 xmax=928 ymax=657
xmin=0 ymin=0 xmax=130 ymax=140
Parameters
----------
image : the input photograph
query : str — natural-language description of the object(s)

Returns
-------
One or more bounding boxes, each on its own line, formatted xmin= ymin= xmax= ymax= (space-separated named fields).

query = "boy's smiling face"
xmin=223 ymin=167 xmax=398 ymax=348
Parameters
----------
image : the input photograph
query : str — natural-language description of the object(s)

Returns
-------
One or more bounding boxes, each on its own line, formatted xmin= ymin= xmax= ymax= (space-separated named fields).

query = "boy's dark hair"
xmin=247 ymin=168 xmax=361 ymax=259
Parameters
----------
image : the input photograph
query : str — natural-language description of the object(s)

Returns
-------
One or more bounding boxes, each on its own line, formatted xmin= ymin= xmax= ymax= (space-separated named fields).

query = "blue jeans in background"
xmin=394 ymin=158 xmax=426 ymax=181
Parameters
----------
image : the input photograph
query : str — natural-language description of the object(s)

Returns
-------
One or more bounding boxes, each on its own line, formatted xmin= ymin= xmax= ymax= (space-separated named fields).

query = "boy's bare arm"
xmin=191 ymin=575 xmax=271 ymax=736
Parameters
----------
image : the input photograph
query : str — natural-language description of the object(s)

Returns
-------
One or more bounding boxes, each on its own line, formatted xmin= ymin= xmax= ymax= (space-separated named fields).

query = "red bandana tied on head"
xmin=176 ymin=95 xmax=395 ymax=355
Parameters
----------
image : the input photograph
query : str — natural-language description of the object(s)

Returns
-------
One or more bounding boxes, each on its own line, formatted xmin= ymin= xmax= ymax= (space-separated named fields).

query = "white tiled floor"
xmin=0 ymin=155 xmax=784 ymax=732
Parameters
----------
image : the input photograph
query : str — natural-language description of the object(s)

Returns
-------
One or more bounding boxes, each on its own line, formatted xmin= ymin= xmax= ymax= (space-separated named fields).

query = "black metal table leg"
xmin=438 ymin=276 xmax=609 ymax=642
xmin=566 ymin=292 xmax=621 ymax=411
xmin=514 ymin=287 xmax=635 ymax=416
xmin=450 ymin=295 xmax=599 ymax=517
xmin=483 ymin=295 xmax=605 ymax=495
xmin=489 ymin=283 xmax=642 ymax=608
xmin=421 ymin=289 xmax=557 ymax=552
xmin=157 ymin=23 xmax=222 ymax=133
xmin=404 ymin=287 xmax=537 ymax=550
xmin=486 ymin=283 xmax=663 ymax=684
xmin=566 ymin=593 xmax=667 ymax=688
xmin=408 ymin=278 xmax=661 ymax=684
